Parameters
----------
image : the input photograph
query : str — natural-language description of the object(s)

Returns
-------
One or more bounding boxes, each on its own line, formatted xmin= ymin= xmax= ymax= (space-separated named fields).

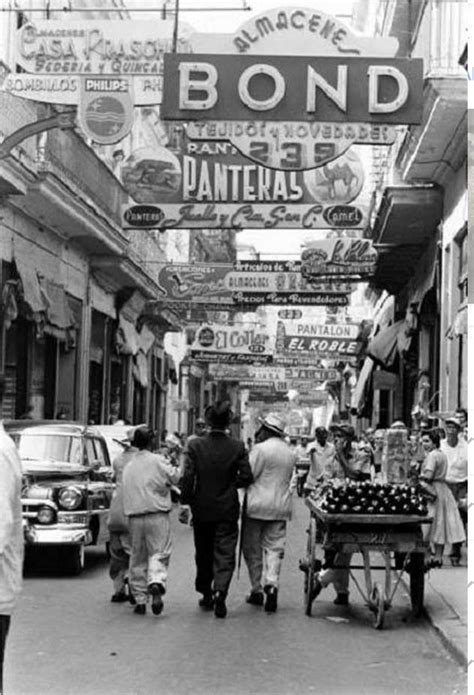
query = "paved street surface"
xmin=7 ymin=499 xmax=467 ymax=695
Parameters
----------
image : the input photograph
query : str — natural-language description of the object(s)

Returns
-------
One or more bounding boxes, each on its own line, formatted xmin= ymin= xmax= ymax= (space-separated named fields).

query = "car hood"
xmin=21 ymin=460 xmax=89 ymax=479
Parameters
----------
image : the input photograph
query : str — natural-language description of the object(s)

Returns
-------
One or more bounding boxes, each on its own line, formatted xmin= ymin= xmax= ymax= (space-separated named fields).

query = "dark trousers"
xmin=192 ymin=520 xmax=239 ymax=597
xmin=0 ymin=615 xmax=11 ymax=695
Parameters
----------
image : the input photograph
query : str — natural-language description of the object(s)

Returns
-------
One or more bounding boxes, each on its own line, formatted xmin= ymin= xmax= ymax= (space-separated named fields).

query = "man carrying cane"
xmin=241 ymin=414 xmax=296 ymax=613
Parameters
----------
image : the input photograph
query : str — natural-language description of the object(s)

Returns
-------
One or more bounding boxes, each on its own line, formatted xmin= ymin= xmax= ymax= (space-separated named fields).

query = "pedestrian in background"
xmin=305 ymin=426 xmax=339 ymax=492
xmin=0 ymin=376 xmax=24 ymax=695
xmin=241 ymin=413 xmax=296 ymax=613
xmin=185 ymin=418 xmax=207 ymax=447
xmin=107 ymin=429 xmax=137 ymax=603
xmin=420 ymin=428 xmax=465 ymax=568
xmin=122 ymin=426 xmax=181 ymax=616
xmin=179 ymin=401 xmax=253 ymax=619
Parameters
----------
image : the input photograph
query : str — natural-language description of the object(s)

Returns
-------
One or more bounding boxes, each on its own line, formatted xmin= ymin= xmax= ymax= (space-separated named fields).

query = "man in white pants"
xmin=242 ymin=414 xmax=296 ymax=613
xmin=122 ymin=427 xmax=180 ymax=616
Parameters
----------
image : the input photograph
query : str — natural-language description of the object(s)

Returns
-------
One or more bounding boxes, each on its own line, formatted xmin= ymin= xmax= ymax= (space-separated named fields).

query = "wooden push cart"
xmin=302 ymin=497 xmax=432 ymax=628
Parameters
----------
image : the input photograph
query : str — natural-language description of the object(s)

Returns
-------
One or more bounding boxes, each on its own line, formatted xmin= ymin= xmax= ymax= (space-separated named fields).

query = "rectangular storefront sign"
xmin=152 ymin=262 xmax=351 ymax=306
xmin=301 ymin=238 xmax=378 ymax=277
xmin=162 ymin=54 xmax=423 ymax=124
xmin=191 ymin=324 xmax=273 ymax=363
xmin=191 ymin=351 xmax=273 ymax=364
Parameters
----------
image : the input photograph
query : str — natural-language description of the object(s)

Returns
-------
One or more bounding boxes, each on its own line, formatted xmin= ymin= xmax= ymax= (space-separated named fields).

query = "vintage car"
xmin=4 ymin=420 xmax=115 ymax=575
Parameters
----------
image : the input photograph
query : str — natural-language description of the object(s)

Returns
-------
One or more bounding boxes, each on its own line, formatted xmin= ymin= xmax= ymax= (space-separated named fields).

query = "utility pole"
xmin=172 ymin=0 xmax=180 ymax=53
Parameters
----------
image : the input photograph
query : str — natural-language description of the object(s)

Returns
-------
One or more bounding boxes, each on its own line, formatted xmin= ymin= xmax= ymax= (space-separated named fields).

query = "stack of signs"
xmin=190 ymin=324 xmax=272 ymax=364
xmin=274 ymin=319 xmax=361 ymax=359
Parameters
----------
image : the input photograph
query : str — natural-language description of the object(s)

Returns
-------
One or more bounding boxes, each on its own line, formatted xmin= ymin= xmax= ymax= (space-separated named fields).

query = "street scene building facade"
xmin=0 ymin=0 xmax=469 ymax=693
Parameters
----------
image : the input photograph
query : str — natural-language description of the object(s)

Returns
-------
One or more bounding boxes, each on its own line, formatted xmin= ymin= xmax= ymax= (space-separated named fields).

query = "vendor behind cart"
xmin=304 ymin=427 xmax=340 ymax=493
xmin=311 ymin=424 xmax=367 ymax=606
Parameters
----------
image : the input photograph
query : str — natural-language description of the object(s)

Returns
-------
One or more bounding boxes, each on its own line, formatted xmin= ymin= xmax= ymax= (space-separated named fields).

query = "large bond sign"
xmin=161 ymin=54 xmax=423 ymax=124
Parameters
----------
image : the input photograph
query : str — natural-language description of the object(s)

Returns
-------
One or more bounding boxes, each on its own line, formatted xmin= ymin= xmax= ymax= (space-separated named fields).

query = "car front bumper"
xmin=23 ymin=523 xmax=93 ymax=546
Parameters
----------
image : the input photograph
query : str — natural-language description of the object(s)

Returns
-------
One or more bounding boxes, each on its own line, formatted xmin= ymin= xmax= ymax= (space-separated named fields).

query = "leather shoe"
xmin=134 ymin=604 xmax=146 ymax=615
xmin=333 ymin=593 xmax=349 ymax=606
xmin=199 ymin=594 xmax=214 ymax=610
xmin=264 ymin=585 xmax=278 ymax=613
xmin=246 ymin=591 xmax=264 ymax=606
xmin=149 ymin=583 xmax=165 ymax=616
xmin=111 ymin=591 xmax=128 ymax=603
xmin=213 ymin=591 xmax=227 ymax=618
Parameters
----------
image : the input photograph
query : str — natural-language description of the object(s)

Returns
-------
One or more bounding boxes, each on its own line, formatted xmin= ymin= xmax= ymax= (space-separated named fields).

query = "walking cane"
xmin=237 ymin=492 xmax=247 ymax=579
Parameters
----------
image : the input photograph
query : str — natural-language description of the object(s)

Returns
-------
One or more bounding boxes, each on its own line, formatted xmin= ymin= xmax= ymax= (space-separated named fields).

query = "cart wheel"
xmin=409 ymin=552 xmax=425 ymax=618
xmin=304 ymin=516 xmax=317 ymax=616
xmin=371 ymin=582 xmax=385 ymax=630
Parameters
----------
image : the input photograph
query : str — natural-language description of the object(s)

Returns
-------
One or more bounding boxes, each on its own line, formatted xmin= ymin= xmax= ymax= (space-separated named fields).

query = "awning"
xmin=137 ymin=325 xmax=156 ymax=354
xmin=366 ymin=320 xmax=411 ymax=369
xmin=133 ymin=351 xmax=149 ymax=388
xmin=351 ymin=357 xmax=375 ymax=414
xmin=404 ymin=236 xmax=438 ymax=314
xmin=38 ymin=276 xmax=76 ymax=329
xmin=117 ymin=314 xmax=139 ymax=355
xmin=120 ymin=290 xmax=147 ymax=324
xmin=14 ymin=254 xmax=46 ymax=314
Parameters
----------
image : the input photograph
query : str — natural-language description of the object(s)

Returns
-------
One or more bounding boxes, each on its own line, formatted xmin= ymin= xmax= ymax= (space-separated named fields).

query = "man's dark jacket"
xmin=180 ymin=431 xmax=253 ymax=522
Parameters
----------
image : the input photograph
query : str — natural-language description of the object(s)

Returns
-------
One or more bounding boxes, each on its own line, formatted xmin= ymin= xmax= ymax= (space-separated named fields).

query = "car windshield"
xmin=12 ymin=433 xmax=82 ymax=464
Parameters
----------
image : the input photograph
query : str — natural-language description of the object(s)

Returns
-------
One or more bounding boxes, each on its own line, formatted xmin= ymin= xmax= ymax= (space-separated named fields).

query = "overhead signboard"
xmin=190 ymin=323 xmax=273 ymax=364
xmin=161 ymin=54 xmax=424 ymax=125
xmin=301 ymin=239 xmax=378 ymax=278
xmin=121 ymin=136 xmax=368 ymax=230
xmin=280 ymin=320 xmax=360 ymax=340
xmin=186 ymin=121 xmax=396 ymax=172
xmin=207 ymin=364 xmax=287 ymax=381
xmin=77 ymin=76 xmax=134 ymax=145
xmin=191 ymin=7 xmax=400 ymax=58
xmin=4 ymin=20 xmax=196 ymax=106
xmin=284 ymin=367 xmax=341 ymax=382
xmin=152 ymin=261 xmax=351 ymax=309
xmin=275 ymin=323 xmax=361 ymax=357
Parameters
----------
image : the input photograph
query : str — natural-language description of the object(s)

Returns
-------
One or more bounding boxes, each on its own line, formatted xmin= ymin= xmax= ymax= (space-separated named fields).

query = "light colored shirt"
xmin=246 ymin=437 xmax=297 ymax=521
xmin=0 ymin=421 xmax=24 ymax=614
xmin=122 ymin=450 xmax=181 ymax=516
xmin=306 ymin=441 xmax=339 ymax=487
xmin=440 ymin=438 xmax=467 ymax=483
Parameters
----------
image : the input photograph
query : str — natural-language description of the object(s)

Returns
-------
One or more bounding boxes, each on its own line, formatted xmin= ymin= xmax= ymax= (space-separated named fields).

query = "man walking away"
xmin=242 ymin=414 xmax=297 ymax=613
xmin=179 ymin=401 xmax=253 ymax=619
xmin=122 ymin=427 xmax=181 ymax=616
xmin=0 ymin=376 xmax=24 ymax=694
xmin=107 ymin=429 xmax=137 ymax=603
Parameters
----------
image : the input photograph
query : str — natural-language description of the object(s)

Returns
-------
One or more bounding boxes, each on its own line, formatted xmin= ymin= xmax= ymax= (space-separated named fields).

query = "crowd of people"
xmin=101 ymin=405 xmax=468 ymax=618
xmin=0 ymin=388 xmax=468 ymax=690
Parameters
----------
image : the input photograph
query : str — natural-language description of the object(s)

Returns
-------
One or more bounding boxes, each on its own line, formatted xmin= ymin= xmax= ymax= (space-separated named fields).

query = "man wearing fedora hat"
xmin=241 ymin=413 xmax=297 ymax=613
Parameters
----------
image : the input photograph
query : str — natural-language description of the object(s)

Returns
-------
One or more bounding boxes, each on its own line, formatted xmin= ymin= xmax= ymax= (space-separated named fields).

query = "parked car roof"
xmin=3 ymin=420 xmax=106 ymax=438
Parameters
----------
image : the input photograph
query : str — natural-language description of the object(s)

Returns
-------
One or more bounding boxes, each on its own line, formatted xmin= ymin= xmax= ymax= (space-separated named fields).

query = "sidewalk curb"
xmin=401 ymin=577 xmax=467 ymax=669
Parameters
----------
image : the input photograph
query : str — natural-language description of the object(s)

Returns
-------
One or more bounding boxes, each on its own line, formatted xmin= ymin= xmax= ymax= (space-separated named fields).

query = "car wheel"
xmin=63 ymin=545 xmax=85 ymax=576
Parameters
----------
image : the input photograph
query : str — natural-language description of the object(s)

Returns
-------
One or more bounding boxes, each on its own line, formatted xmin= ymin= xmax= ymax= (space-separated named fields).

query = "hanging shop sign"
xmin=191 ymin=7 xmax=400 ymax=58
xmin=280 ymin=320 xmax=360 ymax=340
xmin=300 ymin=239 xmax=378 ymax=278
xmin=5 ymin=20 xmax=196 ymax=106
xmin=207 ymin=364 xmax=287 ymax=382
xmin=77 ymin=76 xmax=134 ymax=144
xmin=153 ymin=261 xmax=351 ymax=308
xmin=161 ymin=54 xmax=423 ymax=125
xmin=296 ymin=392 xmax=329 ymax=406
xmin=284 ymin=367 xmax=341 ymax=382
xmin=186 ymin=121 xmax=396 ymax=172
xmin=121 ymin=137 xmax=368 ymax=230
xmin=190 ymin=323 xmax=273 ymax=364
xmin=275 ymin=321 xmax=361 ymax=357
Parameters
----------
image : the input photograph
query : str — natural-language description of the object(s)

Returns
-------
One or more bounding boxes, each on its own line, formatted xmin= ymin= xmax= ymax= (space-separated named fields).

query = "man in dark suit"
xmin=180 ymin=401 xmax=253 ymax=618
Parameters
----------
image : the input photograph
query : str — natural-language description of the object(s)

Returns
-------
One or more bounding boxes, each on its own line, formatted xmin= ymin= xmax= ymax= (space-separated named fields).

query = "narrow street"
xmin=7 ymin=499 xmax=466 ymax=695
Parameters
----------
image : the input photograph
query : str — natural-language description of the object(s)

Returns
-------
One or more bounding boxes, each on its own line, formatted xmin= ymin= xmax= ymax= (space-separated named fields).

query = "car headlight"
xmin=58 ymin=486 xmax=83 ymax=511
xmin=37 ymin=505 xmax=56 ymax=525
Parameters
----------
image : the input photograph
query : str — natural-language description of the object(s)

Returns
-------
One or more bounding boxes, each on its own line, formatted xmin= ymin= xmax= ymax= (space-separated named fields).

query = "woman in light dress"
xmin=419 ymin=429 xmax=465 ymax=567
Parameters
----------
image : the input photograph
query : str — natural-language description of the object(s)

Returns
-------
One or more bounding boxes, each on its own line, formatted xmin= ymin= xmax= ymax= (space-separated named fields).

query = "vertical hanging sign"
xmin=78 ymin=76 xmax=134 ymax=145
